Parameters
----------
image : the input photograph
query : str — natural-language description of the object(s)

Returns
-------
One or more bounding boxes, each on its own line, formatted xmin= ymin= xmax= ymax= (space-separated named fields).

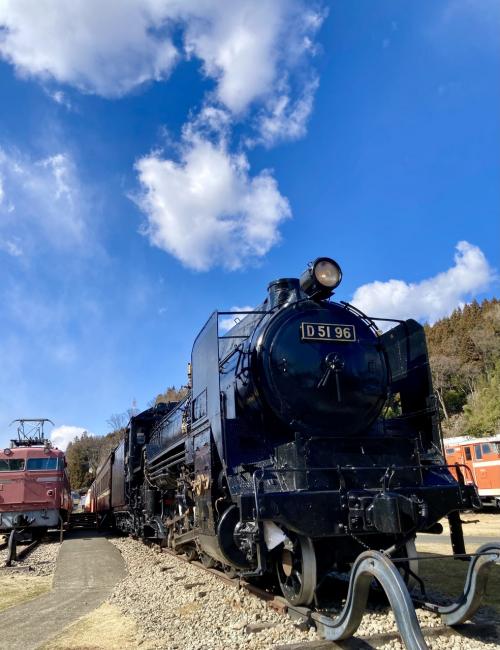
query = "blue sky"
xmin=0 ymin=0 xmax=498 ymax=450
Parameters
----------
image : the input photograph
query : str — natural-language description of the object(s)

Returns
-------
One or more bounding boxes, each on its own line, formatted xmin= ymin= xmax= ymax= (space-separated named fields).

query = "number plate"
xmin=300 ymin=322 xmax=356 ymax=342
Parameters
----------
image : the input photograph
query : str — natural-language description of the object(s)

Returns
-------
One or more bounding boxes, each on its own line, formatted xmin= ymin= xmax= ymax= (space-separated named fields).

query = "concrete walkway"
xmin=0 ymin=531 xmax=126 ymax=650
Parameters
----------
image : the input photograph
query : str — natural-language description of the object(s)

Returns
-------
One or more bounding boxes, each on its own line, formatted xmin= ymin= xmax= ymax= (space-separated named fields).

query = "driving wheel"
xmin=276 ymin=534 xmax=317 ymax=606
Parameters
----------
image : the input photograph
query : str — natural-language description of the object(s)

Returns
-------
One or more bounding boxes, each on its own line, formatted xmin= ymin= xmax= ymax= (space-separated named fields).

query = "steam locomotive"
xmin=91 ymin=257 xmax=477 ymax=605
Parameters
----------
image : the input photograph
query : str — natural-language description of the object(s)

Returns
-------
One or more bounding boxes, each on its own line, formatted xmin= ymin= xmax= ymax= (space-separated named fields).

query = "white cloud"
xmin=351 ymin=241 xmax=495 ymax=326
xmin=219 ymin=305 xmax=254 ymax=332
xmin=46 ymin=89 xmax=73 ymax=111
xmin=0 ymin=1 xmax=326 ymax=272
xmin=0 ymin=147 xmax=86 ymax=250
xmin=0 ymin=0 xmax=178 ymax=97
xmin=180 ymin=1 xmax=324 ymax=115
xmin=253 ymin=77 xmax=319 ymax=147
xmin=135 ymin=125 xmax=291 ymax=271
xmin=50 ymin=425 xmax=89 ymax=451
xmin=0 ymin=1 xmax=325 ymax=118
xmin=0 ymin=237 xmax=22 ymax=257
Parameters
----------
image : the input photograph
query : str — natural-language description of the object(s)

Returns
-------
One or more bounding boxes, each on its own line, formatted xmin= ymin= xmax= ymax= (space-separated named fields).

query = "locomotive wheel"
xmin=276 ymin=534 xmax=317 ymax=606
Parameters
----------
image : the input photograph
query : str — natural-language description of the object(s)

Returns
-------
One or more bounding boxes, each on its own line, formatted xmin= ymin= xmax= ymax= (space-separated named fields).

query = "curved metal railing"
xmin=310 ymin=542 xmax=500 ymax=650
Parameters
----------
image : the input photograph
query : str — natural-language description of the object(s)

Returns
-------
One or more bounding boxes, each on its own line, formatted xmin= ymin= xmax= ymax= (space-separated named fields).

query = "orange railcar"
xmin=444 ymin=436 xmax=500 ymax=508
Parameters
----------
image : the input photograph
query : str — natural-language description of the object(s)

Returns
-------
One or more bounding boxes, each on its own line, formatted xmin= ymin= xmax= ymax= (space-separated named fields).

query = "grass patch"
xmin=416 ymin=514 xmax=500 ymax=614
xmin=41 ymin=603 xmax=139 ymax=650
xmin=0 ymin=574 xmax=52 ymax=611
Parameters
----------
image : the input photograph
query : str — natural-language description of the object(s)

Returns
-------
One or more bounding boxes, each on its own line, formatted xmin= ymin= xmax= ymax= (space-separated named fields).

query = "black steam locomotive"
xmin=95 ymin=257 xmax=477 ymax=606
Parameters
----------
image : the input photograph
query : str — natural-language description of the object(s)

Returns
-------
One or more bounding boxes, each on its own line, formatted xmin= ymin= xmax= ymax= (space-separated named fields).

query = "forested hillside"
xmin=66 ymin=429 xmax=125 ymax=490
xmin=425 ymin=298 xmax=500 ymax=438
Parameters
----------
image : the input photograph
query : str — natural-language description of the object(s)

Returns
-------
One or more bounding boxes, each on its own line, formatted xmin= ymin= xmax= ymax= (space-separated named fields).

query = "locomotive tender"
xmin=94 ymin=257 xmax=478 ymax=606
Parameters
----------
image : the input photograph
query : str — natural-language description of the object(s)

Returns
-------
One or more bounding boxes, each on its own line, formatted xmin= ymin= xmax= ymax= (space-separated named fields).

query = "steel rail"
xmin=5 ymin=531 xmax=41 ymax=567
xmin=15 ymin=538 xmax=40 ymax=562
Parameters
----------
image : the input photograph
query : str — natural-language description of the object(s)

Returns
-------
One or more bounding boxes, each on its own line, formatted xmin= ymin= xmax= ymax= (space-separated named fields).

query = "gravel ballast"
xmin=0 ymin=537 xmax=60 ymax=576
xmin=108 ymin=537 xmax=500 ymax=650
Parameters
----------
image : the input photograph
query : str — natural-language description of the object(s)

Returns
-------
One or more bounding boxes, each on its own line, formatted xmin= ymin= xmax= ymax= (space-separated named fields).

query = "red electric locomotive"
xmin=0 ymin=419 xmax=72 ymax=543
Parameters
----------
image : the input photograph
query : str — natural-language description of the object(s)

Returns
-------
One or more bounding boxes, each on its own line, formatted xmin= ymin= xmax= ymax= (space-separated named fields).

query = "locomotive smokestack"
xmin=267 ymin=278 xmax=301 ymax=310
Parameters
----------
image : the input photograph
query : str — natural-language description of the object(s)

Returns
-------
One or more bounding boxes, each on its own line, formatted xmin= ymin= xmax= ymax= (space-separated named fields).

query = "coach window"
xmin=474 ymin=446 xmax=483 ymax=460
xmin=0 ymin=459 xmax=25 ymax=471
xmin=464 ymin=447 xmax=472 ymax=461
xmin=26 ymin=457 xmax=59 ymax=471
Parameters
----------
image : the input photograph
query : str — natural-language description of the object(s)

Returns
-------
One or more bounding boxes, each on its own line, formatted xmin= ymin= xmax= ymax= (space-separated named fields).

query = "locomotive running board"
xmin=310 ymin=543 xmax=500 ymax=650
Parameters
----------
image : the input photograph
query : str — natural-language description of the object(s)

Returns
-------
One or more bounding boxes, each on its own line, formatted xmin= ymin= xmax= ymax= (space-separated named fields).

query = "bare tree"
xmin=106 ymin=412 xmax=127 ymax=432
xmin=430 ymin=355 xmax=460 ymax=420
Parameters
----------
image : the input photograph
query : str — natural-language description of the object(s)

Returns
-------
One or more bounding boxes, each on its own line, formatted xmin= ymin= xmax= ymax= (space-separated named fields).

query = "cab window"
xmin=482 ymin=444 xmax=492 ymax=455
xmin=0 ymin=459 xmax=25 ymax=471
xmin=26 ymin=457 xmax=60 ymax=471
xmin=464 ymin=447 xmax=472 ymax=461
xmin=474 ymin=446 xmax=483 ymax=460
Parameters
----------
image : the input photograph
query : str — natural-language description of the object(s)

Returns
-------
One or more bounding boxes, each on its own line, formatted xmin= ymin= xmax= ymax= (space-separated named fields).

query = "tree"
xmin=426 ymin=298 xmax=500 ymax=430
xmin=430 ymin=354 xmax=460 ymax=420
xmin=154 ymin=385 xmax=188 ymax=405
xmin=463 ymin=362 xmax=500 ymax=437
xmin=106 ymin=412 xmax=128 ymax=432
xmin=66 ymin=432 xmax=108 ymax=490
xmin=473 ymin=303 xmax=500 ymax=378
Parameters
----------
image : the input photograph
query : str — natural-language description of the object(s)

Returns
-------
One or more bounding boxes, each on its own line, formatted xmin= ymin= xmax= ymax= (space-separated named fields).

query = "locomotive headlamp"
xmin=314 ymin=259 xmax=342 ymax=288
xmin=300 ymin=257 xmax=342 ymax=299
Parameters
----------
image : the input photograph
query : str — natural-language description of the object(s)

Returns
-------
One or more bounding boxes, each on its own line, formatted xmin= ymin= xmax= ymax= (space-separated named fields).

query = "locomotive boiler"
xmin=100 ymin=257 xmax=478 ymax=606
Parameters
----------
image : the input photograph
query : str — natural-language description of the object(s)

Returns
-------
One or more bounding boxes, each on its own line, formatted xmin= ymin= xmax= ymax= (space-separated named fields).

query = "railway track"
xmin=13 ymin=538 xmax=41 ymax=563
xmin=161 ymin=546 xmax=500 ymax=650
xmin=0 ymin=528 xmax=64 ymax=567
xmin=3 ymin=535 xmax=41 ymax=567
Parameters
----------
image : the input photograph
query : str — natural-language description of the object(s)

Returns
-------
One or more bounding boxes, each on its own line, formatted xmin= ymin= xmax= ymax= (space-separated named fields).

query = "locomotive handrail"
xmin=311 ymin=549 xmax=428 ymax=649
xmin=217 ymin=311 xmax=271 ymax=315
xmin=249 ymin=463 xmax=457 ymax=475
